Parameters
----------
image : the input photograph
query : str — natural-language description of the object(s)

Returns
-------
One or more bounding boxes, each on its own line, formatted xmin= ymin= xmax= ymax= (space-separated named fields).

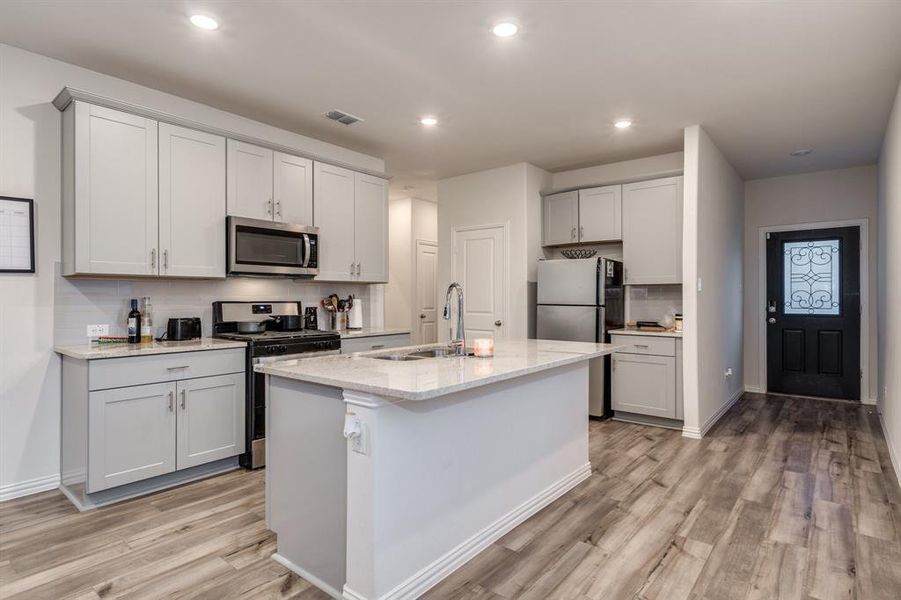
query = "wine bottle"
xmin=127 ymin=299 xmax=142 ymax=344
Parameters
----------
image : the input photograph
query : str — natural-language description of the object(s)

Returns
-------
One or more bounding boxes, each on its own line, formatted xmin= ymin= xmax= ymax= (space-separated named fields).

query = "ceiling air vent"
xmin=324 ymin=109 xmax=364 ymax=126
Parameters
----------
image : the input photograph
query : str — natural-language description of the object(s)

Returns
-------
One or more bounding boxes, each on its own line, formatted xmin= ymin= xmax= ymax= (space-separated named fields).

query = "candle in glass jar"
xmin=473 ymin=338 xmax=494 ymax=357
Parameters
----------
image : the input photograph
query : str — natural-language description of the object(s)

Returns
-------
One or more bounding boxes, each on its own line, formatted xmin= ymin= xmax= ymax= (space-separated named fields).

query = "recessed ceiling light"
xmin=614 ymin=119 xmax=633 ymax=129
xmin=420 ymin=117 xmax=438 ymax=126
xmin=492 ymin=22 xmax=519 ymax=38
xmin=190 ymin=14 xmax=219 ymax=30
xmin=790 ymin=148 xmax=813 ymax=157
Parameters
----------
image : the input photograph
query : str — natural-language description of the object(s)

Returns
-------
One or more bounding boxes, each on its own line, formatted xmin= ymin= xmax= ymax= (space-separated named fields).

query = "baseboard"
xmin=272 ymin=553 xmax=343 ymax=600
xmin=682 ymin=388 xmax=744 ymax=440
xmin=344 ymin=462 xmax=592 ymax=600
xmin=863 ymin=396 xmax=878 ymax=406
xmin=878 ymin=412 xmax=901 ymax=487
xmin=0 ymin=473 xmax=60 ymax=502
xmin=744 ymin=385 xmax=764 ymax=394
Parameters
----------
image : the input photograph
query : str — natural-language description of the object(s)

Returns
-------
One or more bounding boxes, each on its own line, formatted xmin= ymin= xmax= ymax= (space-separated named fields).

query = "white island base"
xmin=262 ymin=341 xmax=616 ymax=600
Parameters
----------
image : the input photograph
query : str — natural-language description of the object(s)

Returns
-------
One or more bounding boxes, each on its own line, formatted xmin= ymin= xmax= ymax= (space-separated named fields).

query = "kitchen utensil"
xmin=268 ymin=314 xmax=304 ymax=331
xmin=560 ymin=248 xmax=597 ymax=259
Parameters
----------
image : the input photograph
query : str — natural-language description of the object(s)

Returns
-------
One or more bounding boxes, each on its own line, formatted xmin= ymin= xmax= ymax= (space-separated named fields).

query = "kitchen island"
xmin=256 ymin=339 xmax=618 ymax=600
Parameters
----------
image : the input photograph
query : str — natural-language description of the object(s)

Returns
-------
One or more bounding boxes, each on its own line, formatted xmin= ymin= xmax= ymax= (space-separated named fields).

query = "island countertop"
xmin=255 ymin=339 xmax=620 ymax=401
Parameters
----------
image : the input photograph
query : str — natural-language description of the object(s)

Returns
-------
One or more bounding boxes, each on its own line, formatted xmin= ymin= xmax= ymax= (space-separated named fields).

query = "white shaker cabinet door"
xmin=176 ymin=374 xmax=245 ymax=470
xmin=87 ymin=382 xmax=176 ymax=493
xmin=622 ymin=176 xmax=683 ymax=284
xmin=74 ymin=103 xmax=158 ymax=275
xmin=578 ymin=185 xmax=622 ymax=242
xmin=354 ymin=173 xmax=389 ymax=282
xmin=612 ymin=353 xmax=677 ymax=419
xmin=158 ymin=123 xmax=226 ymax=278
xmin=226 ymin=140 xmax=274 ymax=220
xmin=273 ymin=152 xmax=313 ymax=225
xmin=313 ymin=161 xmax=356 ymax=281
xmin=542 ymin=191 xmax=578 ymax=246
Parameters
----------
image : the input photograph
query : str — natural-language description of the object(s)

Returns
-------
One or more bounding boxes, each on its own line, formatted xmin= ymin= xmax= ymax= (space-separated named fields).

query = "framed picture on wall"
xmin=0 ymin=196 xmax=36 ymax=273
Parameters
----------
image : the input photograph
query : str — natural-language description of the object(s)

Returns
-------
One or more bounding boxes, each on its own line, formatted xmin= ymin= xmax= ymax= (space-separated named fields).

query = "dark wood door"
xmin=766 ymin=227 xmax=860 ymax=400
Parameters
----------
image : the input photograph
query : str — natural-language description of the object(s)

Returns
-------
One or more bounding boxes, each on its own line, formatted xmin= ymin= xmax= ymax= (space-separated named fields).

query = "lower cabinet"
xmin=341 ymin=333 xmax=411 ymax=354
xmin=611 ymin=334 xmax=682 ymax=421
xmin=87 ymin=373 xmax=245 ymax=493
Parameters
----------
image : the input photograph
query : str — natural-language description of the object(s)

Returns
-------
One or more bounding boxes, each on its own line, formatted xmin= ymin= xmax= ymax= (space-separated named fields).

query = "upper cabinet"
xmin=542 ymin=191 xmax=578 ymax=246
xmin=622 ymin=176 xmax=683 ymax=285
xmin=62 ymin=102 xmax=226 ymax=278
xmin=226 ymin=141 xmax=313 ymax=225
xmin=159 ymin=123 xmax=226 ymax=278
xmin=578 ymin=185 xmax=622 ymax=243
xmin=543 ymin=186 xmax=622 ymax=246
xmin=65 ymin=103 xmax=159 ymax=276
xmin=314 ymin=162 xmax=388 ymax=283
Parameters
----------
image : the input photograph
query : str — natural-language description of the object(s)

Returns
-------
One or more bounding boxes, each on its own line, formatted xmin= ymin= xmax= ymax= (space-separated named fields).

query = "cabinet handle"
xmin=371 ymin=344 xmax=385 ymax=350
xmin=571 ymin=227 xmax=576 ymax=240
xmin=634 ymin=344 xmax=649 ymax=348
xmin=356 ymin=262 xmax=361 ymax=276
xmin=163 ymin=249 xmax=168 ymax=270
xmin=266 ymin=199 xmax=272 ymax=216
xmin=275 ymin=200 xmax=281 ymax=219
xmin=180 ymin=389 xmax=186 ymax=410
xmin=580 ymin=226 xmax=584 ymax=239
xmin=168 ymin=391 xmax=174 ymax=412
xmin=349 ymin=262 xmax=355 ymax=276
xmin=151 ymin=248 xmax=157 ymax=269
xmin=166 ymin=365 xmax=189 ymax=371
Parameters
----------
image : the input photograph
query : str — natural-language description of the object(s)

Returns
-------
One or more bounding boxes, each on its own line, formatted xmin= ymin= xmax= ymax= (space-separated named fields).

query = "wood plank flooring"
xmin=2 ymin=393 xmax=900 ymax=599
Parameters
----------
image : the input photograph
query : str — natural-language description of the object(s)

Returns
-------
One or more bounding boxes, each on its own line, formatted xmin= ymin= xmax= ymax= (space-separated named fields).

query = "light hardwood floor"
xmin=2 ymin=394 xmax=900 ymax=599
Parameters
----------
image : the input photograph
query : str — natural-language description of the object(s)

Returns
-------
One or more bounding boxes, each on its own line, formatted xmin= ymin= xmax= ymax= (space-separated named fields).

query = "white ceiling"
xmin=1 ymin=1 xmax=900 ymax=187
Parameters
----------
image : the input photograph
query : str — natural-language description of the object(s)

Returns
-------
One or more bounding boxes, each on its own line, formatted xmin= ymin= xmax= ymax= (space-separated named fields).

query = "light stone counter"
xmin=256 ymin=339 xmax=619 ymax=401
xmin=609 ymin=328 xmax=683 ymax=338
xmin=54 ymin=338 xmax=246 ymax=360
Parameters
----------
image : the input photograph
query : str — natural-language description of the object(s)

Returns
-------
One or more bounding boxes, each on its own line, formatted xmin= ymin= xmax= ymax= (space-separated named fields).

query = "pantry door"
xmin=451 ymin=224 xmax=507 ymax=341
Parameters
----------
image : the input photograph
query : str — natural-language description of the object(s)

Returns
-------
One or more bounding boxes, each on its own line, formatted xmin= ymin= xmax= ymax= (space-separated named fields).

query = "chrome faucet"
xmin=443 ymin=282 xmax=466 ymax=356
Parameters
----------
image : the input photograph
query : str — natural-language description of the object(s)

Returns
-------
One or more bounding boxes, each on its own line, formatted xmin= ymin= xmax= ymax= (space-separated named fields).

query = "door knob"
xmin=767 ymin=317 xmax=776 ymax=324
xmin=495 ymin=320 xmax=503 ymax=327
xmin=420 ymin=314 xmax=426 ymax=319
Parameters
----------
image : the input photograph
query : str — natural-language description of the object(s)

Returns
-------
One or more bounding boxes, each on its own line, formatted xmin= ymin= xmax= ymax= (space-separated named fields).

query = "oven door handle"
xmin=302 ymin=234 xmax=311 ymax=268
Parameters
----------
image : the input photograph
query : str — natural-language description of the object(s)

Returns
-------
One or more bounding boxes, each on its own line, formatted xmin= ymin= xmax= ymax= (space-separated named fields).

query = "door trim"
xmin=451 ymin=222 xmax=510 ymax=339
xmin=756 ymin=219 xmax=870 ymax=403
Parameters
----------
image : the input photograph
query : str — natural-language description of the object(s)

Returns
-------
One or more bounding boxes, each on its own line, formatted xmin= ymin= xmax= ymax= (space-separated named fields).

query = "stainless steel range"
xmin=212 ymin=301 xmax=341 ymax=469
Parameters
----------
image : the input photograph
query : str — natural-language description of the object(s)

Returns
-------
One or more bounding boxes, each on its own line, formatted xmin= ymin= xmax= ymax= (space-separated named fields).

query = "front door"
xmin=452 ymin=225 xmax=506 ymax=341
xmin=766 ymin=226 xmax=860 ymax=400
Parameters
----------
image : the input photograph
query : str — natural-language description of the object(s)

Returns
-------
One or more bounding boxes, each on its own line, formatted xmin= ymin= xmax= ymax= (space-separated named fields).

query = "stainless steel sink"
xmin=406 ymin=348 xmax=456 ymax=358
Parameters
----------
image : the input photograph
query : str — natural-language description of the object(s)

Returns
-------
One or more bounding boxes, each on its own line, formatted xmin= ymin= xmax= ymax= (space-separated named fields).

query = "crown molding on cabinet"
xmin=52 ymin=87 xmax=391 ymax=181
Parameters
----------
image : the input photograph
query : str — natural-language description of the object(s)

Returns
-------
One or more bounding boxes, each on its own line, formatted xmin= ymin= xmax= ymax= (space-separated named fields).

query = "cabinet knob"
xmin=495 ymin=320 xmax=503 ymax=327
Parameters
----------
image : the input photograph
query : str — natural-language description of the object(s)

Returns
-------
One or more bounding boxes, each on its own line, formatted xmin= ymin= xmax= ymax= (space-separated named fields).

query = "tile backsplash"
xmin=627 ymin=284 xmax=682 ymax=324
xmin=53 ymin=264 xmax=383 ymax=345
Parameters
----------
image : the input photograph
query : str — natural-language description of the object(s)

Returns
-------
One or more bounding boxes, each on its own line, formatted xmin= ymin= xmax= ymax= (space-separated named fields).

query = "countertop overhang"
xmin=54 ymin=338 xmax=247 ymax=360
xmin=255 ymin=339 xmax=620 ymax=401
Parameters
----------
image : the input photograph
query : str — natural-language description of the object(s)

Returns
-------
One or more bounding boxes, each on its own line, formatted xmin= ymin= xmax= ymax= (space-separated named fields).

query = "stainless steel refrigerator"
xmin=536 ymin=257 xmax=624 ymax=417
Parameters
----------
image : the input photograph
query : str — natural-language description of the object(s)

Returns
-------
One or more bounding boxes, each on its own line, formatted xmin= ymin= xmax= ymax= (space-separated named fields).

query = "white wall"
xmin=549 ymin=151 xmax=684 ymax=192
xmin=0 ymin=44 xmax=384 ymax=500
xmin=682 ymin=125 xmax=744 ymax=438
xmin=742 ymin=166 xmax=879 ymax=399
xmin=878 ymin=80 xmax=901 ymax=481
xmin=437 ymin=163 xmax=541 ymax=340
xmin=384 ymin=197 xmax=437 ymax=340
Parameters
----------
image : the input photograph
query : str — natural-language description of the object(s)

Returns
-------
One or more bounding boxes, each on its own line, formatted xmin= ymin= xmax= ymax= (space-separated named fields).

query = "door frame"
xmin=414 ymin=238 xmax=438 ymax=344
xmin=451 ymin=222 xmax=510 ymax=339
xmin=756 ymin=218 xmax=870 ymax=402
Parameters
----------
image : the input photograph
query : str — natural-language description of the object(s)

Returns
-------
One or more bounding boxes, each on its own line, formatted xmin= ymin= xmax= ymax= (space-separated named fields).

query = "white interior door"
xmin=452 ymin=225 xmax=507 ymax=341
xmin=226 ymin=140 xmax=273 ymax=220
xmin=415 ymin=240 xmax=438 ymax=344
xmin=158 ymin=123 xmax=226 ymax=278
xmin=273 ymin=152 xmax=313 ymax=225
xmin=313 ymin=162 xmax=356 ymax=280
xmin=75 ymin=103 xmax=158 ymax=275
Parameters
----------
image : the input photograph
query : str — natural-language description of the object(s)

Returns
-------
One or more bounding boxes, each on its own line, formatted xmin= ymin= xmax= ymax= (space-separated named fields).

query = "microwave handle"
xmin=302 ymin=233 xmax=311 ymax=268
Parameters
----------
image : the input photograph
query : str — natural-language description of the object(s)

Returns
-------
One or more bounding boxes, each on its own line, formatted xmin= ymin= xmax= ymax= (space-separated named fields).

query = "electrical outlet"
xmin=86 ymin=324 xmax=109 ymax=338
xmin=724 ymin=367 xmax=733 ymax=380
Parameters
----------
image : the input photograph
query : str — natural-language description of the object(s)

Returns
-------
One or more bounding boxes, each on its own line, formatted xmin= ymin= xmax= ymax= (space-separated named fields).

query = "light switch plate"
xmin=86 ymin=324 xmax=109 ymax=338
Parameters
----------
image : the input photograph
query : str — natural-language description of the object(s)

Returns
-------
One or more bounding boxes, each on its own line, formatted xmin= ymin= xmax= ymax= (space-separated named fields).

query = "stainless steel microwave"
xmin=227 ymin=216 xmax=319 ymax=277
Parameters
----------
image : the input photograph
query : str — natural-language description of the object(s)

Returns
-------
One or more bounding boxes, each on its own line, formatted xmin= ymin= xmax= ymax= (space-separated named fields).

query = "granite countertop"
xmin=54 ymin=338 xmax=247 ymax=360
xmin=255 ymin=339 xmax=620 ymax=401
xmin=339 ymin=328 xmax=412 ymax=339
xmin=609 ymin=328 xmax=683 ymax=338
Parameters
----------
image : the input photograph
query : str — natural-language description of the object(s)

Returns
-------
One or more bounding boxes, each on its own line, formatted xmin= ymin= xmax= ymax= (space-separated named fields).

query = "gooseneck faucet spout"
xmin=443 ymin=282 xmax=466 ymax=356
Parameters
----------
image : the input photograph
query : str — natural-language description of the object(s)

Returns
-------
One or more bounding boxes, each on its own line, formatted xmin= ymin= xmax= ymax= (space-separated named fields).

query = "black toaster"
xmin=166 ymin=317 xmax=202 ymax=341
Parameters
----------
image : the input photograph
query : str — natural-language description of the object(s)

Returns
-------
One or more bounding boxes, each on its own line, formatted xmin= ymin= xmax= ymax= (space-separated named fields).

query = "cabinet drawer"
xmin=341 ymin=334 xmax=410 ymax=354
xmin=89 ymin=348 xmax=245 ymax=391
xmin=610 ymin=334 xmax=675 ymax=357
